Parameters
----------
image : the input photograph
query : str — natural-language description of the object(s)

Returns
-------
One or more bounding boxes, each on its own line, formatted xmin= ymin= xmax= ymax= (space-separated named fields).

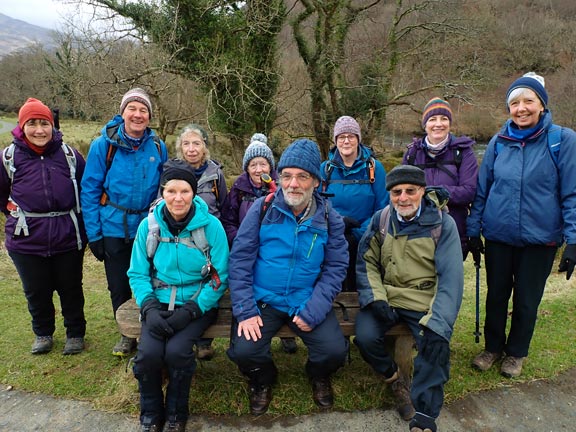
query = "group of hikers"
xmin=2 ymin=71 xmax=576 ymax=432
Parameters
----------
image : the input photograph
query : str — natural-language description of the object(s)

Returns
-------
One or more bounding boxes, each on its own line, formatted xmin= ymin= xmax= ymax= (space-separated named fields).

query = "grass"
xmin=0 ymin=234 xmax=574 ymax=417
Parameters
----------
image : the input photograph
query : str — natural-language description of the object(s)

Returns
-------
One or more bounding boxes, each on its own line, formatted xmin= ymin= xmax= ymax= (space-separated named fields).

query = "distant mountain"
xmin=0 ymin=13 xmax=55 ymax=57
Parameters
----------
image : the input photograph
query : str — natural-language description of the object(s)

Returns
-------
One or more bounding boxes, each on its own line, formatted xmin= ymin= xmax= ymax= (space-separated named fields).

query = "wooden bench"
xmin=116 ymin=292 xmax=415 ymax=382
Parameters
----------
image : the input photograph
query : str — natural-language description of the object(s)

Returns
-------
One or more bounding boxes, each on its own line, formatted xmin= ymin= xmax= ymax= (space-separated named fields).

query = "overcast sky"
xmin=0 ymin=0 xmax=94 ymax=30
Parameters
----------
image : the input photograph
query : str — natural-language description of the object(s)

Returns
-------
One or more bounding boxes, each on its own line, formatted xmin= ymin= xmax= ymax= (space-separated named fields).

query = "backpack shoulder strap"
xmin=259 ymin=192 xmax=276 ymax=224
xmin=152 ymin=135 xmax=162 ymax=155
xmin=2 ymin=144 xmax=16 ymax=182
xmin=547 ymin=124 xmax=562 ymax=167
xmin=378 ymin=205 xmax=391 ymax=244
xmin=322 ymin=162 xmax=335 ymax=192
xmin=61 ymin=143 xmax=81 ymax=212
xmin=105 ymin=142 xmax=117 ymax=173
xmin=453 ymin=147 xmax=463 ymax=168
xmin=405 ymin=146 xmax=417 ymax=166
xmin=145 ymin=199 xmax=163 ymax=259
xmin=190 ymin=226 xmax=210 ymax=256
xmin=367 ymin=156 xmax=375 ymax=184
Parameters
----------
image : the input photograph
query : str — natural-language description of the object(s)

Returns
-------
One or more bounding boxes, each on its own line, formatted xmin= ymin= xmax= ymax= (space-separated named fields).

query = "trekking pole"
xmin=474 ymin=257 xmax=482 ymax=343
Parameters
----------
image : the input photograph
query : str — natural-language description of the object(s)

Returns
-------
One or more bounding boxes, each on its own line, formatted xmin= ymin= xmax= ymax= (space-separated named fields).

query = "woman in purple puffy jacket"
xmin=403 ymin=97 xmax=478 ymax=259
xmin=0 ymin=98 xmax=87 ymax=355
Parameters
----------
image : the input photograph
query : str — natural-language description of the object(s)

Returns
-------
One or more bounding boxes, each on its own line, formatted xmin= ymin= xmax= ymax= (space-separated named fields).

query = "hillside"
xmin=0 ymin=13 xmax=55 ymax=57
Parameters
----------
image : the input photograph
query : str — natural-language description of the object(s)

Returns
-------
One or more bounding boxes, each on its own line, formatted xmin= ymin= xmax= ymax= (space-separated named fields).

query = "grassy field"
xmin=0 ymin=117 xmax=575 ymax=417
xmin=0 ymin=237 xmax=574 ymax=417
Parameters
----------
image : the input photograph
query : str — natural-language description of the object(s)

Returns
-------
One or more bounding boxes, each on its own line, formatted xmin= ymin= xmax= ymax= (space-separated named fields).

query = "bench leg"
xmin=394 ymin=334 xmax=415 ymax=387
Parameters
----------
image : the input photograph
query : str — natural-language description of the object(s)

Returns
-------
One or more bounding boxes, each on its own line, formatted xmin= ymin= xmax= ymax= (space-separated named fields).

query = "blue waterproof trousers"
xmin=355 ymin=307 xmax=449 ymax=419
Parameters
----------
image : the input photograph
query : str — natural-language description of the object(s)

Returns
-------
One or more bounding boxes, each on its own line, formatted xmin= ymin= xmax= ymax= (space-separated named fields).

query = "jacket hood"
xmin=102 ymin=114 xmax=153 ymax=152
xmin=11 ymin=125 xmax=64 ymax=156
xmin=326 ymin=143 xmax=373 ymax=173
xmin=424 ymin=186 xmax=450 ymax=211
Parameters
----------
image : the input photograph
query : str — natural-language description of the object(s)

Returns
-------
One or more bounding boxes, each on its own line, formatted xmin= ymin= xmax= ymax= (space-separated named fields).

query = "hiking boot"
xmin=280 ymin=337 xmax=298 ymax=354
xmin=471 ymin=350 xmax=502 ymax=371
xmin=31 ymin=336 xmax=53 ymax=355
xmin=196 ymin=343 xmax=215 ymax=361
xmin=410 ymin=428 xmax=433 ymax=432
xmin=501 ymin=355 xmax=524 ymax=378
xmin=391 ymin=378 xmax=415 ymax=421
xmin=249 ymin=384 xmax=272 ymax=416
xmin=62 ymin=337 xmax=84 ymax=355
xmin=112 ymin=335 xmax=137 ymax=356
xmin=164 ymin=421 xmax=186 ymax=432
xmin=140 ymin=424 xmax=162 ymax=432
xmin=311 ymin=376 xmax=334 ymax=409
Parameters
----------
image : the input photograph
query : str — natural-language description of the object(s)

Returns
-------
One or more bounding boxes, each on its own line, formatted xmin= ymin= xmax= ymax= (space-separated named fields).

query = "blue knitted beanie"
xmin=278 ymin=138 xmax=321 ymax=180
xmin=506 ymin=72 xmax=548 ymax=109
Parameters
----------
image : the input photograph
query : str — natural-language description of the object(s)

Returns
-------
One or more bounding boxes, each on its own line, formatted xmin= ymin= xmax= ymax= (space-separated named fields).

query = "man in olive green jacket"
xmin=355 ymin=165 xmax=463 ymax=432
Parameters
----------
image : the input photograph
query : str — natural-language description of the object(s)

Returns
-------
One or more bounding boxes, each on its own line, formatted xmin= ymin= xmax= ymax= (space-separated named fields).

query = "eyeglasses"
xmin=279 ymin=173 xmax=312 ymax=184
xmin=337 ymin=134 xmax=357 ymax=143
xmin=390 ymin=187 xmax=422 ymax=197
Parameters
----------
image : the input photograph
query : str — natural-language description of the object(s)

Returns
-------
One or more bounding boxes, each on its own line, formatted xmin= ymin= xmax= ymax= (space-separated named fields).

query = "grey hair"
xmin=175 ymin=125 xmax=210 ymax=164
xmin=507 ymin=87 xmax=543 ymax=107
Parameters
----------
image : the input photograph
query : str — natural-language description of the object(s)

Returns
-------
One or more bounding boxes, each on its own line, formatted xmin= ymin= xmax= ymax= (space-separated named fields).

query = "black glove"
xmin=165 ymin=301 xmax=203 ymax=331
xmin=371 ymin=300 xmax=399 ymax=324
xmin=342 ymin=216 xmax=361 ymax=233
xmin=558 ymin=244 xmax=576 ymax=280
xmin=419 ymin=327 xmax=450 ymax=365
xmin=468 ymin=236 xmax=484 ymax=266
xmin=141 ymin=298 xmax=174 ymax=340
xmin=89 ymin=239 xmax=105 ymax=261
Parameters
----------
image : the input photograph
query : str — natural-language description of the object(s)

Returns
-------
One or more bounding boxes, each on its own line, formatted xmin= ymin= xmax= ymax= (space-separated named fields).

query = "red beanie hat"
xmin=18 ymin=98 xmax=54 ymax=126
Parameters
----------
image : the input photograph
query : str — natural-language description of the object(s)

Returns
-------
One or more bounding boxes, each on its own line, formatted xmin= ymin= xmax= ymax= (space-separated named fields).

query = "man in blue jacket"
xmin=81 ymin=88 xmax=168 ymax=356
xmin=227 ymin=138 xmax=349 ymax=415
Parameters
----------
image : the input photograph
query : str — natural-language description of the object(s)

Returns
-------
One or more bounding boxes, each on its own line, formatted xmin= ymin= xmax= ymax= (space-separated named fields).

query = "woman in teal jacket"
xmin=128 ymin=159 xmax=229 ymax=432
xmin=320 ymin=116 xmax=389 ymax=291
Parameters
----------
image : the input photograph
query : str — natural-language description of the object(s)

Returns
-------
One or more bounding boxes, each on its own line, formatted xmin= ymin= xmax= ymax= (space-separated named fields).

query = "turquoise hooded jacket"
xmin=128 ymin=197 xmax=229 ymax=312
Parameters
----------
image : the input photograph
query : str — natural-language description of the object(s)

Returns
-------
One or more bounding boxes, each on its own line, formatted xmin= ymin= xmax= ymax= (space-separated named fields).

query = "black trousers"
xmin=10 ymin=249 xmax=86 ymax=338
xmin=483 ymin=240 xmax=557 ymax=357
xmin=103 ymin=237 xmax=134 ymax=315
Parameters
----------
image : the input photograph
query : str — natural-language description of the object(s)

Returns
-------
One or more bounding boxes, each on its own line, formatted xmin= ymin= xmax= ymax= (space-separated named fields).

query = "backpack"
xmin=378 ymin=205 xmax=442 ymax=246
xmin=145 ymin=199 xmax=221 ymax=310
xmin=494 ymin=124 xmax=562 ymax=168
xmin=405 ymin=145 xmax=463 ymax=182
xmin=2 ymin=142 xmax=83 ymax=250
xmin=321 ymin=154 xmax=376 ymax=193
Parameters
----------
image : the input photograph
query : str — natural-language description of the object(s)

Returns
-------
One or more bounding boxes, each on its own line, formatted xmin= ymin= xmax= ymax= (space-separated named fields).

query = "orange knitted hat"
xmin=18 ymin=98 xmax=54 ymax=126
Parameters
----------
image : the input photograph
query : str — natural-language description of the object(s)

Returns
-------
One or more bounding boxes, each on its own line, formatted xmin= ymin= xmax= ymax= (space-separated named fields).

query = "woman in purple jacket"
xmin=0 ymin=98 xmax=87 ymax=355
xmin=221 ymin=133 xmax=277 ymax=247
xmin=221 ymin=134 xmax=298 ymax=354
xmin=403 ymin=97 xmax=478 ymax=259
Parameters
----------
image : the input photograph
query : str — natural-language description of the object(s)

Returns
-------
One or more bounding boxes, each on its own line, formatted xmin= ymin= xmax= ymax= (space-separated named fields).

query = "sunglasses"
xmin=390 ymin=187 xmax=422 ymax=197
